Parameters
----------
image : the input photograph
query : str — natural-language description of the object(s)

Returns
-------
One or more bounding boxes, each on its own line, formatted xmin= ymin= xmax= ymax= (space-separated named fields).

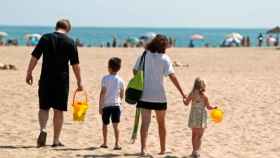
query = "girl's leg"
xmin=140 ymin=109 xmax=152 ymax=155
xmin=192 ymin=128 xmax=199 ymax=155
xmin=197 ymin=128 xmax=205 ymax=151
xmin=155 ymin=110 xmax=166 ymax=155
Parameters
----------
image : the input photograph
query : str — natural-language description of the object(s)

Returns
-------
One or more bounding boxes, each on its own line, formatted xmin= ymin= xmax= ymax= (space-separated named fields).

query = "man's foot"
xmin=37 ymin=131 xmax=47 ymax=147
xmin=51 ymin=142 xmax=65 ymax=147
xmin=100 ymin=144 xmax=108 ymax=148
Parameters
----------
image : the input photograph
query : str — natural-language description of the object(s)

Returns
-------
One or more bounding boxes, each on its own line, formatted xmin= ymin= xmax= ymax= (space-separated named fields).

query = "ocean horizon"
xmin=0 ymin=26 xmax=270 ymax=47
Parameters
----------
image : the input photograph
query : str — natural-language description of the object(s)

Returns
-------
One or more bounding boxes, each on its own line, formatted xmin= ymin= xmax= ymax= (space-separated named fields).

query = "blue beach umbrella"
xmin=126 ymin=37 xmax=140 ymax=45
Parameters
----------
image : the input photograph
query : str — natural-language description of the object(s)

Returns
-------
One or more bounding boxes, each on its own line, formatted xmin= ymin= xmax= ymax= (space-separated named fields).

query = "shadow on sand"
xmin=0 ymin=145 xmax=38 ymax=149
xmin=76 ymin=153 xmax=121 ymax=158
xmin=53 ymin=147 xmax=98 ymax=151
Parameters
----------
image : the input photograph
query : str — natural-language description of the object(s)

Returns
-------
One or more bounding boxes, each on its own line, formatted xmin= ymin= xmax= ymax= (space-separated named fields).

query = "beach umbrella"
xmin=191 ymin=34 xmax=204 ymax=40
xmin=0 ymin=32 xmax=8 ymax=41
xmin=0 ymin=32 xmax=8 ymax=37
xmin=267 ymin=26 xmax=280 ymax=34
xmin=139 ymin=32 xmax=156 ymax=41
xmin=24 ymin=33 xmax=42 ymax=40
xmin=267 ymin=26 xmax=280 ymax=42
xmin=126 ymin=37 xmax=140 ymax=45
xmin=226 ymin=33 xmax=243 ymax=41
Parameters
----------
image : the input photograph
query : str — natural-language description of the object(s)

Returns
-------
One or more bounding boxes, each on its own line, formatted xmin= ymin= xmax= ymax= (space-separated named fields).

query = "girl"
xmin=184 ymin=78 xmax=216 ymax=158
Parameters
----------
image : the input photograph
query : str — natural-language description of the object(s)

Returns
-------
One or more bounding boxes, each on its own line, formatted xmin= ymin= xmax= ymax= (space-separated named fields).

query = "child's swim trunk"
xmin=102 ymin=106 xmax=121 ymax=125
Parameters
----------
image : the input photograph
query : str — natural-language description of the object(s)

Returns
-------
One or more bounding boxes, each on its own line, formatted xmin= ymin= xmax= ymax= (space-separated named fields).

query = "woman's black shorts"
xmin=137 ymin=101 xmax=167 ymax=110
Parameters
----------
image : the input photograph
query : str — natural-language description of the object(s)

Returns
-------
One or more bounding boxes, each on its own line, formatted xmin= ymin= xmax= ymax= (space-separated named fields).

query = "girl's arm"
xmin=99 ymin=87 xmax=106 ymax=115
xmin=203 ymin=93 xmax=216 ymax=110
xmin=169 ymin=73 xmax=187 ymax=99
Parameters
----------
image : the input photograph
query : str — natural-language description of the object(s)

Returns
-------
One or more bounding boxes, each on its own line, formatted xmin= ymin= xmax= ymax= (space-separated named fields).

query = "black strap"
xmin=139 ymin=51 xmax=147 ymax=71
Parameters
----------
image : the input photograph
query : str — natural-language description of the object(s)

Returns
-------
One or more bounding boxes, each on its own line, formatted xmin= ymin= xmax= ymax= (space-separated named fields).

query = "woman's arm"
xmin=26 ymin=56 xmax=38 ymax=85
xmin=169 ymin=73 xmax=186 ymax=98
xmin=72 ymin=64 xmax=83 ymax=91
xmin=99 ymin=87 xmax=106 ymax=115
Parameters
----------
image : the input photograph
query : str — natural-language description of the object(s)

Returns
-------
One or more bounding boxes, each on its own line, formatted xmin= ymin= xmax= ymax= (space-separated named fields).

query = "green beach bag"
xmin=125 ymin=51 xmax=146 ymax=105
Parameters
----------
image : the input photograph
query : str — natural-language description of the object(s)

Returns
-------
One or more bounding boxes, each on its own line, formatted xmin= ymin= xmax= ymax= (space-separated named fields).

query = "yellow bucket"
xmin=210 ymin=108 xmax=224 ymax=123
xmin=72 ymin=90 xmax=89 ymax=122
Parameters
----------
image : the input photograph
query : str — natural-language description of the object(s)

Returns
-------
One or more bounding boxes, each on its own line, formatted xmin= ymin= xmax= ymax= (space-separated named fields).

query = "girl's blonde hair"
xmin=191 ymin=77 xmax=206 ymax=94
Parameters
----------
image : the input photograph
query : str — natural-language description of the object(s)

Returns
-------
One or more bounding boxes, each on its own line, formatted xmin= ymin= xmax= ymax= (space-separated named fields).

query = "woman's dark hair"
xmin=55 ymin=19 xmax=71 ymax=32
xmin=108 ymin=57 xmax=122 ymax=72
xmin=146 ymin=34 xmax=169 ymax=54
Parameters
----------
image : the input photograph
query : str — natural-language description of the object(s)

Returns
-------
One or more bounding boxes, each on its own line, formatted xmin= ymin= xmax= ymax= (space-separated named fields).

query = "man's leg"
xmin=39 ymin=109 xmax=49 ymax=131
xmin=37 ymin=109 xmax=49 ymax=147
xmin=53 ymin=109 xmax=64 ymax=145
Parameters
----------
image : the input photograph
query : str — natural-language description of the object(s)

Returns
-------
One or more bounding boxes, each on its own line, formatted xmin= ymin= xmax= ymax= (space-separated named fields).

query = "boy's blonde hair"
xmin=191 ymin=77 xmax=206 ymax=94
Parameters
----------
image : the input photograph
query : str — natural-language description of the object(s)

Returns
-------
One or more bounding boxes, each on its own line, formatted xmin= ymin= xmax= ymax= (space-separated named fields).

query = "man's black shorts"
xmin=102 ymin=106 xmax=121 ymax=125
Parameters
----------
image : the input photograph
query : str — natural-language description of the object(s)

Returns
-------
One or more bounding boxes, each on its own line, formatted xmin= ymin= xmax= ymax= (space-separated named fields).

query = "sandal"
xmin=37 ymin=131 xmax=47 ymax=147
xmin=100 ymin=144 xmax=108 ymax=148
xmin=51 ymin=142 xmax=65 ymax=147
xmin=113 ymin=146 xmax=122 ymax=150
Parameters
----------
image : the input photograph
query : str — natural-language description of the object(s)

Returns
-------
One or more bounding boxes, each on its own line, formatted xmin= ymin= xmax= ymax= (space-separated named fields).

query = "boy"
xmin=99 ymin=57 xmax=124 ymax=150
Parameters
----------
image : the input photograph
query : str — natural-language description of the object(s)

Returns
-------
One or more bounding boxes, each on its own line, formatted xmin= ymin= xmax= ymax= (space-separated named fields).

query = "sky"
xmin=0 ymin=0 xmax=279 ymax=28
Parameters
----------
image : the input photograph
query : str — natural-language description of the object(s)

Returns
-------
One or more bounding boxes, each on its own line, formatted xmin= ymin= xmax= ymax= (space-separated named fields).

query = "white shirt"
xmin=101 ymin=74 xmax=124 ymax=107
xmin=133 ymin=51 xmax=175 ymax=103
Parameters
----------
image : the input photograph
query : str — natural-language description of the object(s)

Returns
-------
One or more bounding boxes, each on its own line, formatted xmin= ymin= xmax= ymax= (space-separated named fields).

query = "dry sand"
xmin=0 ymin=47 xmax=279 ymax=158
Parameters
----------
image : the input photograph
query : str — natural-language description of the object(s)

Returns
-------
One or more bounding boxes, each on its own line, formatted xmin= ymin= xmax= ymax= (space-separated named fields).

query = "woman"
xmin=133 ymin=34 xmax=186 ymax=155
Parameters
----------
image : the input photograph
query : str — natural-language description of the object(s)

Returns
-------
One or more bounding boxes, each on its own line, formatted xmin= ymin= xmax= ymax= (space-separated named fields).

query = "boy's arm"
xmin=120 ymin=81 xmax=124 ymax=100
xmin=120 ymin=88 xmax=124 ymax=100
xmin=99 ymin=87 xmax=106 ymax=115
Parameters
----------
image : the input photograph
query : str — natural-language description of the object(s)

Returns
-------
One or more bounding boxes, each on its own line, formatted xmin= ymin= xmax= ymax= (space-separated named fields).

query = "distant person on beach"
xmin=257 ymin=33 xmax=264 ymax=47
xmin=246 ymin=36 xmax=251 ymax=47
xmin=189 ymin=40 xmax=195 ymax=48
xmin=275 ymin=36 xmax=279 ymax=47
xmin=112 ymin=37 xmax=117 ymax=48
xmin=133 ymin=34 xmax=187 ymax=155
xmin=26 ymin=19 xmax=83 ymax=147
xmin=99 ymin=57 xmax=124 ymax=150
xmin=183 ymin=78 xmax=216 ymax=158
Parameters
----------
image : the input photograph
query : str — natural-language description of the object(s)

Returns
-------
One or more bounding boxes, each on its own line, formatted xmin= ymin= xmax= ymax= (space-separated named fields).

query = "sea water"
xmin=0 ymin=26 xmax=267 ymax=47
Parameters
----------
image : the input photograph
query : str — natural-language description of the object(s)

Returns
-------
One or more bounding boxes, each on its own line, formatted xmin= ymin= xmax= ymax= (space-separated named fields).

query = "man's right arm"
xmin=72 ymin=64 xmax=83 ymax=91
xmin=26 ymin=56 xmax=39 ymax=85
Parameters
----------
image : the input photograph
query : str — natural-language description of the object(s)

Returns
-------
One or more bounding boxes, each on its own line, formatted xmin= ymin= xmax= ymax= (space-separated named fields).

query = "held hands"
xmin=182 ymin=94 xmax=189 ymax=106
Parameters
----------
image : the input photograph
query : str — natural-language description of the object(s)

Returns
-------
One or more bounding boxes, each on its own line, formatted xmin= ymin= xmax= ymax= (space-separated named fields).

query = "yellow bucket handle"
xmin=72 ymin=90 xmax=88 ymax=106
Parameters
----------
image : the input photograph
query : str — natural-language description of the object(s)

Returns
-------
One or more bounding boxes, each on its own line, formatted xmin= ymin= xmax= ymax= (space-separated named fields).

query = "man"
xmin=26 ymin=19 xmax=83 ymax=147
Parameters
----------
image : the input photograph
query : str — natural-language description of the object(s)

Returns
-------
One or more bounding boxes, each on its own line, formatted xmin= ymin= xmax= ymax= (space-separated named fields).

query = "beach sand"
xmin=0 ymin=47 xmax=279 ymax=158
